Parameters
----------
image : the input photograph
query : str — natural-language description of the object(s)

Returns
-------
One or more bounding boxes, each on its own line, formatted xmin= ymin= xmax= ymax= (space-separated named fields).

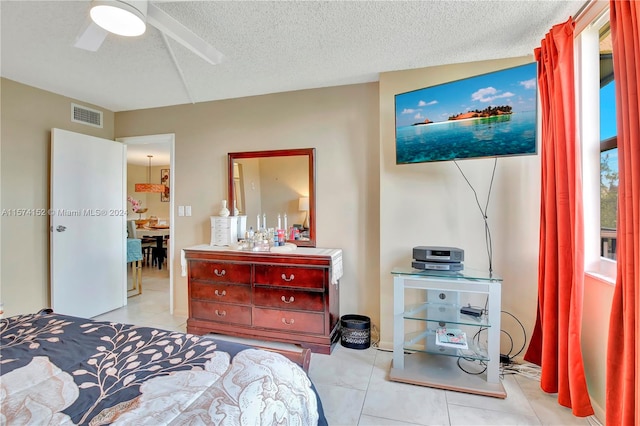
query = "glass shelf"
xmin=390 ymin=264 xmax=506 ymax=398
xmin=391 ymin=266 xmax=502 ymax=282
xmin=403 ymin=329 xmax=490 ymax=362
xmin=403 ymin=303 xmax=490 ymax=327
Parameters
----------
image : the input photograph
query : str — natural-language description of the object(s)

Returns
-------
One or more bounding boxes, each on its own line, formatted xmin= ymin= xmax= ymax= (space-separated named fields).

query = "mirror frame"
xmin=228 ymin=148 xmax=316 ymax=247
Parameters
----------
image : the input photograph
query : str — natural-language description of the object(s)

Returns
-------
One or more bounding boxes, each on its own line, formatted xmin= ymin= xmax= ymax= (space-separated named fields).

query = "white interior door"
xmin=51 ymin=128 xmax=126 ymax=318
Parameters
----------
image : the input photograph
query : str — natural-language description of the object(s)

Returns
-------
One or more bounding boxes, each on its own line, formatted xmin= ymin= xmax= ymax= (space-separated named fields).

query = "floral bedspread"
xmin=0 ymin=312 xmax=325 ymax=425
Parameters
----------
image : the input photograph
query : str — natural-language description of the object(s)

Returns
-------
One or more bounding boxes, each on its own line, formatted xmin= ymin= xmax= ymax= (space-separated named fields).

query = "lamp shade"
xmin=298 ymin=197 xmax=309 ymax=229
xmin=90 ymin=0 xmax=147 ymax=37
xmin=298 ymin=197 xmax=309 ymax=211
xmin=134 ymin=183 xmax=165 ymax=193
xmin=135 ymin=154 xmax=166 ymax=193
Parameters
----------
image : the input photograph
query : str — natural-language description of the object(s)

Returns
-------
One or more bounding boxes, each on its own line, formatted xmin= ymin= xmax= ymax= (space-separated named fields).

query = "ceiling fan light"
xmin=90 ymin=1 xmax=147 ymax=37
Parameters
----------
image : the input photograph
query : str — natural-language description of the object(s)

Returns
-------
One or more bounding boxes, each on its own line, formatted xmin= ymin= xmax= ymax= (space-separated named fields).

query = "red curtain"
xmin=523 ymin=17 xmax=594 ymax=417
xmin=606 ymin=2 xmax=640 ymax=425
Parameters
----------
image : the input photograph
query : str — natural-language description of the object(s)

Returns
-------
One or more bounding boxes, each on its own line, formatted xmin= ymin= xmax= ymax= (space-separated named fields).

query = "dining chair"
xmin=151 ymin=236 xmax=168 ymax=270
xmin=128 ymin=220 xmax=154 ymax=266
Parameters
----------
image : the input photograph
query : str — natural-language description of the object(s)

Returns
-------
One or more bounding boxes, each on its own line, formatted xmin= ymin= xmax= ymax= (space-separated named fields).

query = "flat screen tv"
xmin=395 ymin=62 xmax=538 ymax=164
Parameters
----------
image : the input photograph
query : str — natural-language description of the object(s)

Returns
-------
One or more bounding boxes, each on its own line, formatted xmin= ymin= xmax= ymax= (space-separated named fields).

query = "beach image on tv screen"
xmin=395 ymin=62 xmax=538 ymax=164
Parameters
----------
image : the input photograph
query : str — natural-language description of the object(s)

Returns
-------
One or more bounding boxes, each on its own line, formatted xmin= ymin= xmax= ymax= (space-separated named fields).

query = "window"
xmin=598 ymin=24 xmax=618 ymax=261
xmin=577 ymin=4 xmax=617 ymax=280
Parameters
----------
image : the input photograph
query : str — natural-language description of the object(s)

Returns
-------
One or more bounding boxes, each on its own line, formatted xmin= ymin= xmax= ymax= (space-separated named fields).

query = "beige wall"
xmin=582 ymin=275 xmax=614 ymax=420
xmin=254 ymin=156 xmax=309 ymax=226
xmin=378 ymin=56 xmax=542 ymax=354
xmin=0 ymin=78 xmax=115 ymax=315
xmin=115 ymin=83 xmax=381 ymax=322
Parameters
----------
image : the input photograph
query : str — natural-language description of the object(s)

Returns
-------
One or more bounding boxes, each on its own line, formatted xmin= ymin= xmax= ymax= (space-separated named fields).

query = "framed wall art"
xmin=394 ymin=62 xmax=538 ymax=164
xmin=160 ymin=168 xmax=170 ymax=202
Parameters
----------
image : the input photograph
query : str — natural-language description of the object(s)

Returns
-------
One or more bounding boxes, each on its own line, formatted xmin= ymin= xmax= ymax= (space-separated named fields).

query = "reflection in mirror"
xmin=233 ymin=162 xmax=245 ymax=214
xmin=228 ymin=149 xmax=316 ymax=247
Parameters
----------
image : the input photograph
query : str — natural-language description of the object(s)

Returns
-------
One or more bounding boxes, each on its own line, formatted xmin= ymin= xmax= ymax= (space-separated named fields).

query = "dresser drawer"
xmin=253 ymin=307 xmax=324 ymax=334
xmin=212 ymin=229 xmax=232 ymax=237
xmin=211 ymin=221 xmax=232 ymax=230
xmin=184 ymin=246 xmax=341 ymax=354
xmin=254 ymin=286 xmax=324 ymax=312
xmin=254 ymin=265 xmax=325 ymax=289
xmin=191 ymin=282 xmax=251 ymax=304
xmin=191 ymin=300 xmax=251 ymax=325
xmin=189 ymin=261 xmax=251 ymax=284
xmin=211 ymin=216 xmax=236 ymax=228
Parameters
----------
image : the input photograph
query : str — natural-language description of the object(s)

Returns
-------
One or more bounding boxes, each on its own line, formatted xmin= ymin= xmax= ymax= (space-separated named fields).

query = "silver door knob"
xmin=56 ymin=225 xmax=67 ymax=232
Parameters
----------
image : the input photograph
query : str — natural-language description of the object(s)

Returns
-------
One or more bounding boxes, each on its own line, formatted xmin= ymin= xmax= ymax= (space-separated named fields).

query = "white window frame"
xmin=576 ymin=5 xmax=616 ymax=284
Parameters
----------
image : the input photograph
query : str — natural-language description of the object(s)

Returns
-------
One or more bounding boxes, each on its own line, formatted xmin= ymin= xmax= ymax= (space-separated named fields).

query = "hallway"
xmin=93 ymin=264 xmax=184 ymax=331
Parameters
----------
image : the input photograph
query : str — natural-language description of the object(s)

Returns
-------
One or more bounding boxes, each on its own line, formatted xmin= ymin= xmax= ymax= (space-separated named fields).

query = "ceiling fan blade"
xmin=147 ymin=3 xmax=224 ymax=65
xmin=74 ymin=20 xmax=108 ymax=52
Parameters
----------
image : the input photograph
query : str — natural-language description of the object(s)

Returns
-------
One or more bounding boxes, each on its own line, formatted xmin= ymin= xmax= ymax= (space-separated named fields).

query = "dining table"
xmin=139 ymin=226 xmax=170 ymax=269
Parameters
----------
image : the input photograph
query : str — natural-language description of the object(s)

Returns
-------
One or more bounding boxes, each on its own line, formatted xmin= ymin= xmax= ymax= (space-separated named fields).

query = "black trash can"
xmin=340 ymin=314 xmax=371 ymax=350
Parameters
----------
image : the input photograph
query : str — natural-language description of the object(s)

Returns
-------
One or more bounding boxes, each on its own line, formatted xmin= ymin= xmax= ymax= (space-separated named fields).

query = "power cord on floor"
xmin=497 ymin=311 xmax=538 ymax=380
xmin=500 ymin=362 xmax=541 ymax=380
xmin=498 ymin=310 xmax=527 ymax=364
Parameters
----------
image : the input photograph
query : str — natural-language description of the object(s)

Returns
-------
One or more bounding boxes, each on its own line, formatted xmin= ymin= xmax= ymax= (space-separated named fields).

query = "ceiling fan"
xmin=74 ymin=0 xmax=224 ymax=65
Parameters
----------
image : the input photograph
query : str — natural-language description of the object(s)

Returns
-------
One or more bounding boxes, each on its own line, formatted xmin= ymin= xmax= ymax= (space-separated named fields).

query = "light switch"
xmin=178 ymin=206 xmax=185 ymax=217
xmin=185 ymin=206 xmax=192 ymax=216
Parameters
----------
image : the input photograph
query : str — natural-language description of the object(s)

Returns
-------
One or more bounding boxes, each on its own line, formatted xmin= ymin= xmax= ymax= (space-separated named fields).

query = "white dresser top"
xmin=184 ymin=243 xmax=338 ymax=256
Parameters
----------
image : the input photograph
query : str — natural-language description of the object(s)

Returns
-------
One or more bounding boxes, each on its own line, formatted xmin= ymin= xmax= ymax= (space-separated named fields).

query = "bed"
xmin=0 ymin=310 xmax=327 ymax=425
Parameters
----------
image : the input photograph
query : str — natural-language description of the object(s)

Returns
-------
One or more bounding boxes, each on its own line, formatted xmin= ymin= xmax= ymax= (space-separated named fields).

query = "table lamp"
xmin=298 ymin=197 xmax=309 ymax=229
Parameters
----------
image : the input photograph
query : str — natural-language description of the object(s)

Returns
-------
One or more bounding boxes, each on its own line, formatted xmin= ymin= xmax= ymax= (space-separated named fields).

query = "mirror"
xmin=228 ymin=148 xmax=316 ymax=247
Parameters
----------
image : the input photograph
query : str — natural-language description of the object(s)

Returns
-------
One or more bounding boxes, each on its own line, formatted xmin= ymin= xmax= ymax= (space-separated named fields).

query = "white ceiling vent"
xmin=71 ymin=103 xmax=103 ymax=128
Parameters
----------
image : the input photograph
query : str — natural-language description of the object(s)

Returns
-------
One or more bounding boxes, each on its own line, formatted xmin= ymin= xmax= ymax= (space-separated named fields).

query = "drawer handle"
xmin=281 ymin=295 xmax=295 ymax=304
xmin=215 ymin=309 xmax=226 ymax=317
xmin=214 ymin=269 xmax=226 ymax=277
xmin=281 ymin=273 xmax=295 ymax=282
xmin=215 ymin=289 xmax=226 ymax=297
xmin=281 ymin=318 xmax=295 ymax=325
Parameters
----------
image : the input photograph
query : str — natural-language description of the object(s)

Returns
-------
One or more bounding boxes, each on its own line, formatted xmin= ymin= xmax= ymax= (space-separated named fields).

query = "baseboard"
xmin=377 ymin=339 xmax=393 ymax=351
xmin=588 ymin=399 xmax=605 ymax=426
xmin=173 ymin=308 xmax=188 ymax=317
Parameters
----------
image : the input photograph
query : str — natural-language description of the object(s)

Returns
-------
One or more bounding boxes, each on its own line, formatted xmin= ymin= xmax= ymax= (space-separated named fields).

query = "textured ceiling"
xmin=1 ymin=1 xmax=584 ymax=113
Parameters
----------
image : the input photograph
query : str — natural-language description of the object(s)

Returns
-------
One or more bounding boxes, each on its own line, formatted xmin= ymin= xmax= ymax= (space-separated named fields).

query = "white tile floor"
xmin=93 ymin=265 xmax=599 ymax=426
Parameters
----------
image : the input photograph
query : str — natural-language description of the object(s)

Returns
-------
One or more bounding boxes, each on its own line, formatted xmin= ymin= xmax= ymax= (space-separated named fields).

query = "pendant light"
xmin=135 ymin=155 xmax=166 ymax=193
